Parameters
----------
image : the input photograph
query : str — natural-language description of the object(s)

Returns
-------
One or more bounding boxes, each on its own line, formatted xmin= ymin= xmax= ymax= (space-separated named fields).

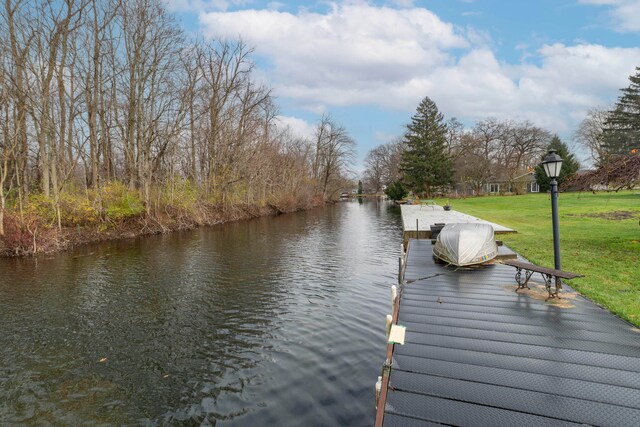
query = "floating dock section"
xmin=375 ymin=238 xmax=640 ymax=426
xmin=400 ymin=205 xmax=515 ymax=246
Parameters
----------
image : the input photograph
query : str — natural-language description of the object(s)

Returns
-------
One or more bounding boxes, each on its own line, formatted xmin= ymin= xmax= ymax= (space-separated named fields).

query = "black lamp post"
xmin=541 ymin=150 xmax=564 ymax=281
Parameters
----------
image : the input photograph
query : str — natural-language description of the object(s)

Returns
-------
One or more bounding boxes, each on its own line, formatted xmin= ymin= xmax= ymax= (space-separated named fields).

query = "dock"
xmin=375 ymin=238 xmax=640 ymax=426
xmin=400 ymin=205 xmax=515 ymax=246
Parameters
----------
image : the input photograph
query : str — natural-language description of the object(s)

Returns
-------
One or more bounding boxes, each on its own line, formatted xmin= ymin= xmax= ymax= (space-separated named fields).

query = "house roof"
xmin=512 ymin=171 xmax=536 ymax=182
xmin=487 ymin=171 xmax=536 ymax=184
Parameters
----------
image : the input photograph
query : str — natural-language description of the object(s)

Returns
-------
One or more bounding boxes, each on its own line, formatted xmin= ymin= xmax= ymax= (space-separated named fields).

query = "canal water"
xmin=0 ymin=200 xmax=402 ymax=426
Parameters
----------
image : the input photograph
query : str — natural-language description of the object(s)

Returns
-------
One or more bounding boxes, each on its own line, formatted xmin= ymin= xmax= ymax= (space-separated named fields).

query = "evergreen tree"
xmin=534 ymin=136 xmax=580 ymax=192
xmin=385 ymin=180 xmax=407 ymax=201
xmin=602 ymin=66 xmax=640 ymax=156
xmin=399 ymin=96 xmax=453 ymax=197
xmin=357 ymin=180 xmax=363 ymax=194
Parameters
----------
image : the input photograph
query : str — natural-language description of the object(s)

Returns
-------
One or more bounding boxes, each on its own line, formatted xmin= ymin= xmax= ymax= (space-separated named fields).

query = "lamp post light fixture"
xmin=542 ymin=150 xmax=564 ymax=285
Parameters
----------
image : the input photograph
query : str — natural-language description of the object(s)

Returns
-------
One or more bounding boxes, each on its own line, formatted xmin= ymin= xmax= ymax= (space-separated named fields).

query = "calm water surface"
xmin=0 ymin=200 xmax=402 ymax=426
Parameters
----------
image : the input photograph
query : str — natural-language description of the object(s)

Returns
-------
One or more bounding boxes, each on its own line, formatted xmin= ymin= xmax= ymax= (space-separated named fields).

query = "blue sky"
xmin=167 ymin=0 xmax=640 ymax=169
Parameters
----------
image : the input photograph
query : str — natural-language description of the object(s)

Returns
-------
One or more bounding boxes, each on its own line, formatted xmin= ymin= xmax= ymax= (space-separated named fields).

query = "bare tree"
xmin=2 ymin=0 xmax=33 ymax=197
xmin=452 ymin=119 xmax=549 ymax=194
xmin=363 ymin=140 xmax=402 ymax=192
xmin=509 ymin=120 xmax=550 ymax=171
xmin=0 ymin=53 xmax=21 ymax=235
xmin=473 ymin=118 xmax=505 ymax=161
xmin=28 ymin=0 xmax=83 ymax=197
xmin=363 ymin=146 xmax=386 ymax=193
xmin=77 ymin=0 xmax=119 ymax=188
xmin=180 ymin=42 xmax=204 ymax=183
xmin=313 ymin=115 xmax=356 ymax=198
xmin=575 ymin=107 xmax=610 ymax=167
xmin=453 ymin=133 xmax=493 ymax=195
xmin=199 ymin=39 xmax=253 ymax=189
xmin=114 ymin=0 xmax=185 ymax=209
xmin=445 ymin=117 xmax=464 ymax=159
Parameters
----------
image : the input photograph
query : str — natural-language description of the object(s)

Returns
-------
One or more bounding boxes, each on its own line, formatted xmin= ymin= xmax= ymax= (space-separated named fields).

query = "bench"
xmin=413 ymin=199 xmax=436 ymax=207
xmin=502 ymin=259 xmax=583 ymax=300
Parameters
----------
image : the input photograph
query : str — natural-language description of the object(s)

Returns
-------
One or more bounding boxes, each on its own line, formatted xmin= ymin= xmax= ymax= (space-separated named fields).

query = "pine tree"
xmin=399 ymin=96 xmax=453 ymax=197
xmin=602 ymin=66 xmax=640 ymax=156
xmin=385 ymin=180 xmax=407 ymax=201
xmin=534 ymin=136 xmax=580 ymax=192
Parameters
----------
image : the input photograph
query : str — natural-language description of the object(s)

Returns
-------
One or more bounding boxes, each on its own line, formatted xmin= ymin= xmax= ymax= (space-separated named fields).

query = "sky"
xmin=166 ymin=0 xmax=640 ymax=169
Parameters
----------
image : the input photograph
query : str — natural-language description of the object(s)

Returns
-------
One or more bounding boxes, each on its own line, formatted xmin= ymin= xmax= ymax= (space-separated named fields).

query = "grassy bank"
xmin=440 ymin=191 xmax=640 ymax=327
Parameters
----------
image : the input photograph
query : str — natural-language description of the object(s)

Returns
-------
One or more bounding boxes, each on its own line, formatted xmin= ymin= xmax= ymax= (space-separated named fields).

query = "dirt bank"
xmin=0 ymin=199 xmax=326 ymax=258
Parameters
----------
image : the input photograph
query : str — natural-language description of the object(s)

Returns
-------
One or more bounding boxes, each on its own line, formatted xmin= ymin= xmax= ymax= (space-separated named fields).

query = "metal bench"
xmin=414 ymin=199 xmax=436 ymax=207
xmin=503 ymin=259 xmax=583 ymax=300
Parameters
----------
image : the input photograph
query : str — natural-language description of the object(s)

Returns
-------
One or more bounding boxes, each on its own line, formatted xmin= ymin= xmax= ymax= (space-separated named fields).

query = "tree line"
xmin=0 ymin=0 xmax=355 ymax=249
xmin=364 ymin=96 xmax=580 ymax=198
xmin=366 ymin=66 xmax=640 ymax=199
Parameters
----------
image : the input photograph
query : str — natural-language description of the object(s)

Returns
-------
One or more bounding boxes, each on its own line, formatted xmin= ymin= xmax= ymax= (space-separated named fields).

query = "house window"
xmin=489 ymin=183 xmax=500 ymax=193
xmin=529 ymin=182 xmax=539 ymax=193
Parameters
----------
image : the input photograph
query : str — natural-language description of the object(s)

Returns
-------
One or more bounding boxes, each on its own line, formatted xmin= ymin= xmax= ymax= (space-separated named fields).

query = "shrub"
xmin=385 ymin=181 xmax=408 ymax=201
xmin=1 ymin=210 xmax=39 ymax=254
xmin=160 ymin=178 xmax=199 ymax=210
xmin=100 ymin=182 xmax=145 ymax=222
xmin=24 ymin=194 xmax=56 ymax=226
xmin=57 ymin=192 xmax=100 ymax=226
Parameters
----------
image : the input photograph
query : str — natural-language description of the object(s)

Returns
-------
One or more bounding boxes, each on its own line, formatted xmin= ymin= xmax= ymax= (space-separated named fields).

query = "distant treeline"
xmin=364 ymin=66 xmax=640 ymax=196
xmin=363 ymin=114 xmax=567 ymax=196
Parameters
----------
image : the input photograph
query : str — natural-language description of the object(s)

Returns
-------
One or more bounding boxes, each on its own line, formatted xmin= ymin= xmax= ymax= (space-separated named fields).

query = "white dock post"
xmin=391 ymin=285 xmax=398 ymax=311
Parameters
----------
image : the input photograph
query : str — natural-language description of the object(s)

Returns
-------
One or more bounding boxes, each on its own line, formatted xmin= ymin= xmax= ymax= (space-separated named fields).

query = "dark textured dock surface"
xmin=378 ymin=239 xmax=640 ymax=426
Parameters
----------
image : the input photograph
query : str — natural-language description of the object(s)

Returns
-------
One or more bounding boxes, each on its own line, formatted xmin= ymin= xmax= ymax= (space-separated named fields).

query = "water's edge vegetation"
xmin=0 ymin=181 xmax=325 ymax=257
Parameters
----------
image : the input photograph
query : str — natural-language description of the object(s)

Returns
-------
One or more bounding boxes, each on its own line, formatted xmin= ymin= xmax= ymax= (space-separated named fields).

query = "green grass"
xmin=438 ymin=191 xmax=640 ymax=327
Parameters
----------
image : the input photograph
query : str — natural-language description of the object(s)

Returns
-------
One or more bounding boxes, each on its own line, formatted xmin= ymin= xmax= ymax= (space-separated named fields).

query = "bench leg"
xmin=514 ymin=268 xmax=534 ymax=292
xmin=542 ymin=273 xmax=561 ymax=300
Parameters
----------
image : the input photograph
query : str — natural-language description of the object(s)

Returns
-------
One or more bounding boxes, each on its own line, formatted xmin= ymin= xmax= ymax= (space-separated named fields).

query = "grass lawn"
xmin=439 ymin=191 xmax=640 ymax=327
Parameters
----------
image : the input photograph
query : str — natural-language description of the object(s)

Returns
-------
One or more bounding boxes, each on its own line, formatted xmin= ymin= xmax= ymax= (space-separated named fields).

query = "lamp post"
xmin=541 ymin=150 xmax=564 ymax=282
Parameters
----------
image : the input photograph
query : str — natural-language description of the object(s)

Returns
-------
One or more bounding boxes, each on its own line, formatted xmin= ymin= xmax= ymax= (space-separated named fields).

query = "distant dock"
xmin=375 ymin=237 xmax=640 ymax=426
xmin=400 ymin=204 xmax=515 ymax=246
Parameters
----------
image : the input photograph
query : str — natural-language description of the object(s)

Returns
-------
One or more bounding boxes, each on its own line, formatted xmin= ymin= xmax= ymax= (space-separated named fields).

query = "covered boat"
xmin=432 ymin=223 xmax=498 ymax=266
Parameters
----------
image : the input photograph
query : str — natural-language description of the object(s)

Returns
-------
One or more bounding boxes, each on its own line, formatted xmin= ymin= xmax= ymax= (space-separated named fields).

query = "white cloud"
xmin=579 ymin=0 xmax=640 ymax=32
xmin=200 ymin=4 xmax=468 ymax=81
xmin=200 ymin=3 xmax=467 ymax=104
xmin=429 ymin=44 xmax=640 ymax=131
xmin=275 ymin=115 xmax=316 ymax=140
xmin=198 ymin=2 xmax=640 ymax=135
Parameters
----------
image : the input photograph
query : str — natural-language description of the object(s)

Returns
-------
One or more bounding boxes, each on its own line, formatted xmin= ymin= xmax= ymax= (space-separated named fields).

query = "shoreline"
xmin=0 ymin=200 xmax=327 ymax=258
